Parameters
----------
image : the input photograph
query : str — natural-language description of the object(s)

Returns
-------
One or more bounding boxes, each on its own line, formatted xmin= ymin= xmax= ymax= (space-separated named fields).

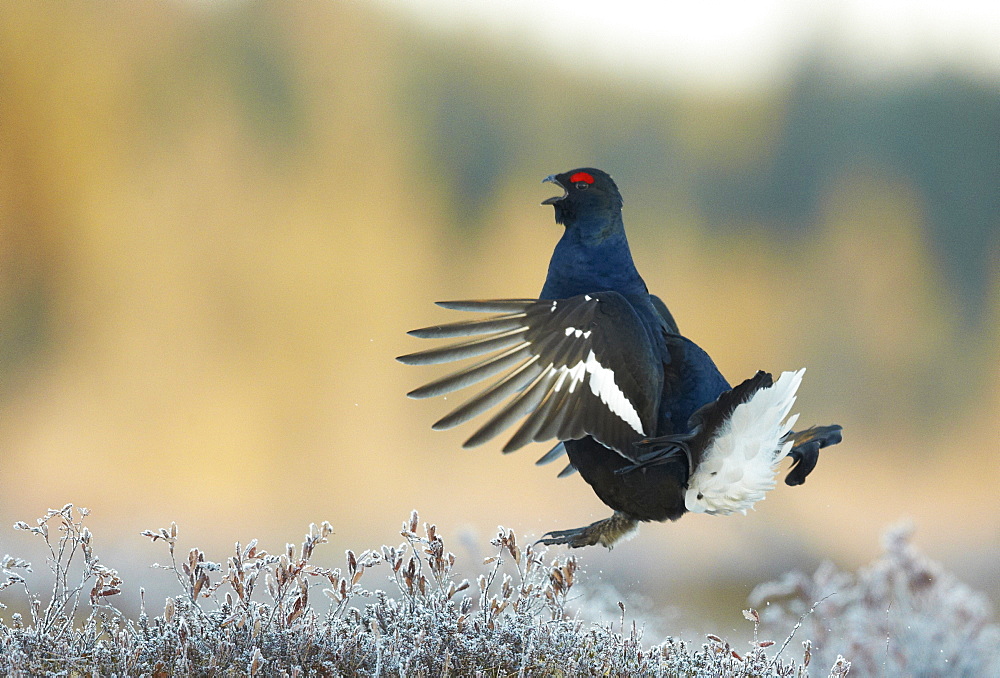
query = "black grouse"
xmin=398 ymin=168 xmax=841 ymax=548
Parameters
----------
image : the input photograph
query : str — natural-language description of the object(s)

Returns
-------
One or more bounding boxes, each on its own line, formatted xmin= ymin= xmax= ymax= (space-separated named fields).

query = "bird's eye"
xmin=575 ymin=182 xmax=590 ymax=190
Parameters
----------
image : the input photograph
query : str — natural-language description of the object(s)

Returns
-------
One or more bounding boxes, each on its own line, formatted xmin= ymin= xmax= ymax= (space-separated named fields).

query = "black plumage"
xmin=399 ymin=168 xmax=842 ymax=548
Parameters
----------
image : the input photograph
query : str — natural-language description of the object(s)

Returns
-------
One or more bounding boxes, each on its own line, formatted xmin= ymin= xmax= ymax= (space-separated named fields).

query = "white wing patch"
xmin=685 ymin=369 xmax=805 ymax=516
xmin=552 ymin=350 xmax=644 ymax=435
xmin=563 ymin=326 xmax=593 ymax=339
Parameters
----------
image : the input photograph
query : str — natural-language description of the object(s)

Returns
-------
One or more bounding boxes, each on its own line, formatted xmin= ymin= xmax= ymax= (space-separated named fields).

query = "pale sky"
xmin=378 ymin=0 xmax=1000 ymax=89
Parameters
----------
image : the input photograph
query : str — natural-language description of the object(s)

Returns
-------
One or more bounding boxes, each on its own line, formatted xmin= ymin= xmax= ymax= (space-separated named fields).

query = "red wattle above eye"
xmin=569 ymin=172 xmax=595 ymax=185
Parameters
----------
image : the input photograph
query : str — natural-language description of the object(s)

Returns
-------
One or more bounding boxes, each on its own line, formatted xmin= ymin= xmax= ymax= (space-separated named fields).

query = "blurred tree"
xmin=698 ymin=55 xmax=1000 ymax=324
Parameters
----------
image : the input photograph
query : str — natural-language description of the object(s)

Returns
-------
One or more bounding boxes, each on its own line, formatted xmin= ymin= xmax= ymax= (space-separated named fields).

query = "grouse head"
xmin=542 ymin=168 xmax=623 ymax=226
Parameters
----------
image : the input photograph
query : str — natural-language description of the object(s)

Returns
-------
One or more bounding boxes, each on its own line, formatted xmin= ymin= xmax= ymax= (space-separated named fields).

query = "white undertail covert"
xmin=685 ymin=369 xmax=805 ymax=515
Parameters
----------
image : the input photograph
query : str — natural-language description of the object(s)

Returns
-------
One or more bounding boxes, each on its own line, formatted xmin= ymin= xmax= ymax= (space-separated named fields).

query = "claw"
xmin=616 ymin=444 xmax=685 ymax=475
xmin=616 ymin=433 xmax=694 ymax=475
xmin=538 ymin=512 xmax=639 ymax=549
xmin=538 ymin=526 xmax=603 ymax=549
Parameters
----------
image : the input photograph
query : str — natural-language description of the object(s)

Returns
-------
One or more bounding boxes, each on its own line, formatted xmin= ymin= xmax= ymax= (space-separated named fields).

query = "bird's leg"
xmin=784 ymin=425 xmax=843 ymax=486
xmin=538 ymin=512 xmax=639 ymax=549
xmin=615 ymin=433 xmax=695 ymax=475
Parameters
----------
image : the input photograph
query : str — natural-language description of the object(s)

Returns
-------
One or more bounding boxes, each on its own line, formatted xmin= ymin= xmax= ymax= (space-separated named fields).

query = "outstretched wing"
xmin=397 ymin=292 xmax=661 ymax=460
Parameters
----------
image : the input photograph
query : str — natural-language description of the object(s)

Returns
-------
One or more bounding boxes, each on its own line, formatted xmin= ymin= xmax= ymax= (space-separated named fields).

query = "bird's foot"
xmin=538 ymin=512 xmax=639 ymax=549
xmin=616 ymin=433 xmax=695 ymax=475
xmin=785 ymin=425 xmax=843 ymax=486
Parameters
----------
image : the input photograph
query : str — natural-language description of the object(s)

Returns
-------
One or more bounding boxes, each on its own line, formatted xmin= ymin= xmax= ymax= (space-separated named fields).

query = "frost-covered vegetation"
xmin=751 ymin=524 xmax=1000 ymax=677
xmin=0 ymin=506 xmax=993 ymax=676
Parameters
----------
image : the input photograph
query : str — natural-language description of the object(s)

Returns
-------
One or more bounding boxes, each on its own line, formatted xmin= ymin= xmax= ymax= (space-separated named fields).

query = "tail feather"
xmin=686 ymin=368 xmax=805 ymax=515
xmin=784 ymin=424 xmax=843 ymax=485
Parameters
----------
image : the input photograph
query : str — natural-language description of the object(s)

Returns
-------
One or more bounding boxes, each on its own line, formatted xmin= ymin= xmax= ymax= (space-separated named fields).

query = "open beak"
xmin=541 ymin=174 xmax=566 ymax=205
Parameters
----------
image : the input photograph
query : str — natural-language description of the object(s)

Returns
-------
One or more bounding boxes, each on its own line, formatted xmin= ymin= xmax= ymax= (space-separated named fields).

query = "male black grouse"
xmin=398 ymin=168 xmax=841 ymax=548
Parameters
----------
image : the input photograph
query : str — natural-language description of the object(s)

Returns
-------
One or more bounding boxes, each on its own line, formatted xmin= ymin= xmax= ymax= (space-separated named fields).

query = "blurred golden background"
xmin=1 ymin=1 xmax=998 ymax=636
